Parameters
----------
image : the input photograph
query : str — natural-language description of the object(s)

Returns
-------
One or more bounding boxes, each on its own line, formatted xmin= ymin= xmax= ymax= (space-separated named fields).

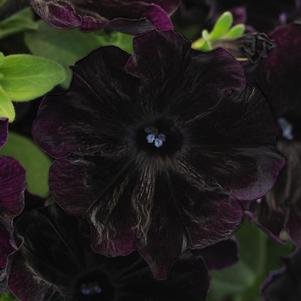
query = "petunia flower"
xmin=6 ymin=201 xmax=209 ymax=301
xmin=30 ymin=0 xmax=180 ymax=34
xmin=33 ymin=30 xmax=284 ymax=279
xmin=0 ymin=118 xmax=26 ymax=289
xmin=262 ymin=248 xmax=301 ymax=301
xmin=246 ymin=23 xmax=301 ymax=246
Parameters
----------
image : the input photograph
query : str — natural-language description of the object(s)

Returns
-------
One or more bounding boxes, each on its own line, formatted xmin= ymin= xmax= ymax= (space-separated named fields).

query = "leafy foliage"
xmin=25 ymin=21 xmax=133 ymax=87
xmin=192 ymin=12 xmax=245 ymax=51
xmin=208 ymin=222 xmax=293 ymax=301
xmin=0 ymin=132 xmax=51 ymax=197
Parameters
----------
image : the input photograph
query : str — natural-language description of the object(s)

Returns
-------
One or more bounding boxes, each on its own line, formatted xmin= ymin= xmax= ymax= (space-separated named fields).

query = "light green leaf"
xmin=0 ymin=132 xmax=51 ymax=197
xmin=0 ymin=7 xmax=38 ymax=40
xmin=209 ymin=11 xmax=233 ymax=40
xmin=0 ymin=87 xmax=14 ymax=122
xmin=0 ymin=293 xmax=16 ymax=301
xmin=0 ymin=52 xmax=4 ymax=66
xmin=0 ymin=54 xmax=65 ymax=101
xmin=223 ymin=24 xmax=246 ymax=40
xmin=208 ymin=222 xmax=267 ymax=301
xmin=25 ymin=21 xmax=133 ymax=87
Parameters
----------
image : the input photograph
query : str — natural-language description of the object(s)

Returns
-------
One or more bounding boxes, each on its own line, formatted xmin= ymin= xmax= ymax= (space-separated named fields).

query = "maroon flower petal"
xmin=166 ymin=255 xmax=209 ymax=301
xmin=50 ymin=156 xmax=130 ymax=216
xmin=195 ymin=238 xmax=239 ymax=270
xmin=258 ymin=23 xmax=301 ymax=116
xmin=0 ymin=224 xmax=14 ymax=271
xmin=127 ymin=31 xmax=245 ymax=113
xmin=0 ymin=157 xmax=26 ymax=218
xmin=247 ymin=198 xmax=286 ymax=244
xmin=33 ymin=47 xmax=137 ymax=159
xmin=136 ymin=174 xmax=184 ymax=280
xmin=89 ymin=172 xmax=139 ymax=257
xmin=0 ymin=118 xmax=8 ymax=148
xmin=30 ymin=0 xmax=179 ymax=34
xmin=286 ymin=209 xmax=301 ymax=247
xmin=8 ymin=253 xmax=56 ymax=301
xmin=183 ymin=88 xmax=284 ymax=201
xmin=0 ymin=157 xmax=25 ymax=288
xmin=170 ymin=172 xmax=243 ymax=249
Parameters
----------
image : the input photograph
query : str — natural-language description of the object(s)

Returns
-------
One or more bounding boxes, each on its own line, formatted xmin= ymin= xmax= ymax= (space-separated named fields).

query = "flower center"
xmin=145 ymin=127 xmax=166 ymax=148
xmin=278 ymin=114 xmax=301 ymax=141
xmin=278 ymin=117 xmax=294 ymax=140
xmin=135 ymin=119 xmax=183 ymax=156
xmin=75 ymin=270 xmax=114 ymax=301
xmin=80 ymin=282 xmax=103 ymax=296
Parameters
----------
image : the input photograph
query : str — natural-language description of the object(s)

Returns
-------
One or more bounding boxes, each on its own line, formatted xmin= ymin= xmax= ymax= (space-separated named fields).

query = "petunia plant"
xmin=1 ymin=1 xmax=301 ymax=301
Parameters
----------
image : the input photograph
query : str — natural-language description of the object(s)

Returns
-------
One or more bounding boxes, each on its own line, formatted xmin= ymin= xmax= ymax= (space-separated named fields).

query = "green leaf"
xmin=0 ymin=0 xmax=7 ymax=8
xmin=0 ymin=7 xmax=38 ymax=40
xmin=0 ymin=54 xmax=65 ymax=101
xmin=0 ymin=132 xmax=51 ymax=197
xmin=208 ymin=222 xmax=267 ymax=301
xmin=25 ymin=21 xmax=133 ymax=87
xmin=0 ymin=87 xmax=14 ymax=122
xmin=209 ymin=11 xmax=233 ymax=40
xmin=192 ymin=30 xmax=213 ymax=52
xmin=0 ymin=52 xmax=4 ymax=66
xmin=223 ymin=24 xmax=246 ymax=40
xmin=0 ymin=293 xmax=16 ymax=301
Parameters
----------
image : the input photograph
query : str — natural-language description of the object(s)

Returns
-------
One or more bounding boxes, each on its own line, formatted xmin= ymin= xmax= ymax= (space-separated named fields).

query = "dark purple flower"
xmin=195 ymin=238 xmax=239 ymax=271
xmin=257 ymin=23 xmax=301 ymax=116
xmin=262 ymin=248 xmax=301 ymax=301
xmin=30 ymin=0 xmax=180 ymax=34
xmin=33 ymin=30 xmax=283 ymax=279
xmin=0 ymin=119 xmax=26 ymax=289
xmin=7 ymin=202 xmax=209 ymax=301
xmin=246 ymin=23 xmax=301 ymax=246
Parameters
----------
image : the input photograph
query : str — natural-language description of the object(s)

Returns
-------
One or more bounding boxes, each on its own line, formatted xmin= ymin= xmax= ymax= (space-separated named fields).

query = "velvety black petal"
xmin=262 ymin=249 xmax=301 ymax=301
xmin=248 ymin=140 xmax=301 ymax=245
xmin=136 ymin=174 xmax=184 ymax=280
xmin=0 ymin=157 xmax=26 ymax=218
xmin=127 ymin=31 xmax=245 ymax=115
xmin=8 ymin=253 xmax=59 ymax=301
xmin=195 ymin=238 xmax=239 ymax=270
xmin=117 ymin=255 xmax=209 ymax=301
xmin=247 ymin=198 xmax=286 ymax=244
xmin=0 ymin=118 xmax=8 ymax=148
xmin=9 ymin=202 xmax=209 ymax=301
xmin=182 ymin=88 xmax=284 ymax=201
xmin=0 ymin=156 xmax=25 ymax=280
xmin=0 ymin=224 xmax=14 ymax=271
xmin=258 ymin=23 xmax=301 ymax=117
xmin=33 ymin=47 xmax=137 ymax=160
xmin=30 ymin=0 xmax=179 ymax=34
xmin=169 ymin=172 xmax=243 ymax=249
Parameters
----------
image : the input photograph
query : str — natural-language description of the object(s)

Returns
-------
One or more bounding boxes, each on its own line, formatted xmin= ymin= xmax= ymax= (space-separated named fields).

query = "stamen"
xmin=144 ymin=127 xmax=166 ymax=148
xmin=278 ymin=117 xmax=294 ymax=140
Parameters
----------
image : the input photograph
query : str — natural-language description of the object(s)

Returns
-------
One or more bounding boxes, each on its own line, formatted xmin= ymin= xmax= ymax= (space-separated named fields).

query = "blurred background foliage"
xmin=0 ymin=1 xmax=294 ymax=301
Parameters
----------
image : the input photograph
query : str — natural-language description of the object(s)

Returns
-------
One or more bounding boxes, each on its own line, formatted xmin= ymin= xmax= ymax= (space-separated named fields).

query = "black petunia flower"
xmin=30 ymin=0 xmax=180 ymax=34
xmin=33 ymin=30 xmax=284 ymax=279
xmin=262 ymin=248 xmax=301 ymax=301
xmin=246 ymin=23 xmax=301 ymax=246
xmin=6 ymin=201 xmax=209 ymax=301
xmin=0 ymin=119 xmax=26 ymax=289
